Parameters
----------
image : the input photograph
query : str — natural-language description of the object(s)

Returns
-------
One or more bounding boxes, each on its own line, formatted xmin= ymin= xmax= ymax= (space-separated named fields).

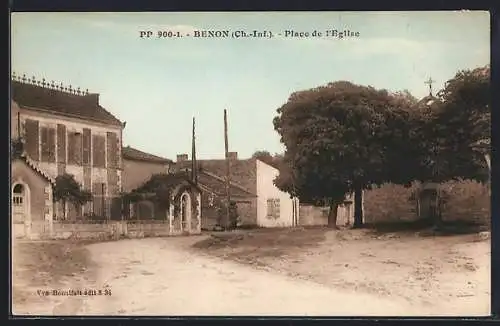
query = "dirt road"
xmin=40 ymin=236 xmax=480 ymax=317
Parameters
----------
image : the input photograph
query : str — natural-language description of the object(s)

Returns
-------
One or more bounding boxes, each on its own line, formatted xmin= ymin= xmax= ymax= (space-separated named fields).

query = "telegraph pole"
xmin=224 ymin=109 xmax=231 ymax=229
xmin=17 ymin=112 xmax=21 ymax=140
xmin=191 ymin=117 xmax=197 ymax=184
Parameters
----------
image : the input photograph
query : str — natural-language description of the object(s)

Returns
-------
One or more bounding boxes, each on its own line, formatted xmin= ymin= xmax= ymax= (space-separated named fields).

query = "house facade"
xmin=122 ymin=146 xmax=173 ymax=220
xmin=11 ymin=75 xmax=125 ymax=221
xmin=122 ymin=145 xmax=173 ymax=193
xmin=174 ymin=152 xmax=299 ymax=229
xmin=11 ymin=154 xmax=55 ymax=238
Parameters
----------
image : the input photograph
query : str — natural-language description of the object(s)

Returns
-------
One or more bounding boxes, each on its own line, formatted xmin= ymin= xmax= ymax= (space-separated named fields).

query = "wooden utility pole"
xmin=224 ymin=109 xmax=231 ymax=228
xmin=191 ymin=117 xmax=197 ymax=183
xmin=17 ymin=112 xmax=21 ymax=140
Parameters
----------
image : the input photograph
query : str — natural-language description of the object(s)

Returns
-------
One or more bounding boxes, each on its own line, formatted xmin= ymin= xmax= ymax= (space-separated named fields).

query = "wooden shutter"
xmin=47 ymin=128 xmax=56 ymax=162
xmin=24 ymin=119 xmax=39 ymax=160
xmin=82 ymin=128 xmax=91 ymax=165
xmin=56 ymin=124 xmax=66 ymax=163
xmin=40 ymin=127 xmax=49 ymax=162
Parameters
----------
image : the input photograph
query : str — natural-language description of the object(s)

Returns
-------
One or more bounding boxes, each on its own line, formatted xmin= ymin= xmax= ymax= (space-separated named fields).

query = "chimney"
xmin=227 ymin=151 xmax=238 ymax=160
xmin=177 ymin=154 xmax=189 ymax=162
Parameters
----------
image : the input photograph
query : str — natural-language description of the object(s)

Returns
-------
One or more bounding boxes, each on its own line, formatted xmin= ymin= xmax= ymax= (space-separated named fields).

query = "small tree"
xmin=53 ymin=173 xmax=92 ymax=220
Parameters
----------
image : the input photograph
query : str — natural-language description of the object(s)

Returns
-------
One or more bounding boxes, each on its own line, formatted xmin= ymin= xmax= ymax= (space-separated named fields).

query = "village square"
xmin=10 ymin=12 xmax=491 ymax=317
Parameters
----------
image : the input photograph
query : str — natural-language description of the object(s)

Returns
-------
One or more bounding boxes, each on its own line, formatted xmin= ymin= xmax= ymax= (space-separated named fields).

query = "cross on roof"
xmin=424 ymin=77 xmax=435 ymax=96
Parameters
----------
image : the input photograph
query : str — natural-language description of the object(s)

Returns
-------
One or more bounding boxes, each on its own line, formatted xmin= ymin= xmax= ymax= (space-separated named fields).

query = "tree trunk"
xmin=432 ymin=186 xmax=443 ymax=231
xmin=327 ymin=199 xmax=340 ymax=229
xmin=62 ymin=200 xmax=67 ymax=221
xmin=353 ymin=187 xmax=364 ymax=228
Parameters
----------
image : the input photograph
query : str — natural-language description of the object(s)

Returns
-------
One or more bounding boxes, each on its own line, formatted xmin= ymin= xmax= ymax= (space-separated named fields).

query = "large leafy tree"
xmin=273 ymin=81 xmax=414 ymax=228
xmin=403 ymin=66 xmax=490 ymax=185
xmin=390 ymin=66 xmax=490 ymax=228
xmin=252 ymin=150 xmax=272 ymax=159
xmin=436 ymin=65 xmax=490 ymax=180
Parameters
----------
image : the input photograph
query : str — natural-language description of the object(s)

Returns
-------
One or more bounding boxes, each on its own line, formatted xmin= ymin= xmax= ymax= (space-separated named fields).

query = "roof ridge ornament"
xmin=11 ymin=72 xmax=90 ymax=96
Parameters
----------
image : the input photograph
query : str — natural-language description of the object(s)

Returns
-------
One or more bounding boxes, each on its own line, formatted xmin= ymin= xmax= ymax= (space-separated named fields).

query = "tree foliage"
xmin=273 ymin=81 xmax=415 ymax=227
xmin=401 ymin=66 xmax=491 ymax=185
xmin=53 ymin=173 xmax=92 ymax=219
xmin=252 ymin=150 xmax=272 ymax=159
xmin=272 ymin=66 xmax=490 ymax=228
xmin=435 ymin=65 xmax=490 ymax=181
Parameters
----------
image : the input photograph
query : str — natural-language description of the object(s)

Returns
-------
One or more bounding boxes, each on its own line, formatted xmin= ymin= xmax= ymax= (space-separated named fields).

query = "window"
xmin=13 ymin=184 xmax=24 ymax=193
xmin=266 ymin=198 xmax=280 ymax=219
xmin=68 ymin=131 xmax=83 ymax=165
xmin=40 ymin=127 xmax=56 ymax=163
xmin=24 ymin=119 xmax=40 ymax=160
xmin=82 ymin=128 xmax=91 ymax=165
xmin=106 ymin=132 xmax=119 ymax=168
xmin=13 ymin=197 xmax=23 ymax=205
xmin=92 ymin=135 xmax=106 ymax=168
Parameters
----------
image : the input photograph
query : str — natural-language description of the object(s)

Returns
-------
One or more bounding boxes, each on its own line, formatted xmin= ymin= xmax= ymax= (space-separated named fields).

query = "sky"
xmin=11 ymin=11 xmax=490 ymax=160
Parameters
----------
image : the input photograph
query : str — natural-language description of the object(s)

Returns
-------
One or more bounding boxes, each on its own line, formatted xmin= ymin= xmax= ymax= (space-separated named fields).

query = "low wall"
xmin=17 ymin=220 xmax=201 ymax=240
xmin=127 ymin=221 xmax=172 ymax=238
xmin=364 ymin=183 xmax=418 ymax=224
xmin=441 ymin=180 xmax=490 ymax=225
xmin=299 ymin=204 xmax=353 ymax=227
xmin=364 ymin=181 xmax=490 ymax=225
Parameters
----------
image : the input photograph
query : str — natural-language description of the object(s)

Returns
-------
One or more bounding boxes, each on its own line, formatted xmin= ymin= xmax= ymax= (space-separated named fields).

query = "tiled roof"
xmin=122 ymin=146 xmax=172 ymax=164
xmin=255 ymin=157 xmax=282 ymax=171
xmin=175 ymin=159 xmax=257 ymax=194
xmin=130 ymin=172 xmax=201 ymax=194
xmin=15 ymin=152 xmax=56 ymax=185
xmin=195 ymin=170 xmax=256 ymax=198
xmin=11 ymin=80 xmax=123 ymax=126
xmin=414 ymin=95 xmax=443 ymax=116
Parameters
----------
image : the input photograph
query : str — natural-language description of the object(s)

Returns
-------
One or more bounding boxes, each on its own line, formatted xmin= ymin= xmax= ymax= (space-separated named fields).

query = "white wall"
xmin=256 ymin=159 xmax=298 ymax=227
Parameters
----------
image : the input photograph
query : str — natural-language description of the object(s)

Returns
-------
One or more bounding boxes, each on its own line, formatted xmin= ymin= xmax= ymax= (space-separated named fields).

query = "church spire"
xmin=424 ymin=77 xmax=435 ymax=97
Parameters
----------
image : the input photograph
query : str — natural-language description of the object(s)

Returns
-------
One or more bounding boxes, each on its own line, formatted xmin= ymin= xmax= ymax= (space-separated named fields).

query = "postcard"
xmin=10 ymin=11 xmax=491 ymax=317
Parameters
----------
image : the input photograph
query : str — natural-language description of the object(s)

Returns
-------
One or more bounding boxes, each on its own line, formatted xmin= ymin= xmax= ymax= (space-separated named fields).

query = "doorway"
xmin=180 ymin=192 xmax=191 ymax=232
xmin=12 ymin=183 xmax=27 ymax=223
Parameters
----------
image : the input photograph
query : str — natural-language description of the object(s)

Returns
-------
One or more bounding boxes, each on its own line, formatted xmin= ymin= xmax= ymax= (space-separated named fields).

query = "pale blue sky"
xmin=11 ymin=11 xmax=490 ymax=160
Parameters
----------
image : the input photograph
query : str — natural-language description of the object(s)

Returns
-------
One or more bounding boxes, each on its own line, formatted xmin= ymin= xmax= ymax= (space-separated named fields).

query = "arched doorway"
xmin=180 ymin=192 xmax=191 ymax=232
xmin=12 ymin=183 xmax=28 ymax=223
xmin=12 ymin=182 xmax=31 ymax=238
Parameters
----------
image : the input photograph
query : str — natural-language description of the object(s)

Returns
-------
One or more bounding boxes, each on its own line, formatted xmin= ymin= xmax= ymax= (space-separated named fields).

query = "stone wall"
xmin=363 ymin=181 xmax=490 ymax=225
xmin=364 ymin=183 xmax=418 ymax=224
xmin=299 ymin=204 xmax=353 ymax=227
xmin=20 ymin=220 xmax=200 ymax=240
xmin=441 ymin=180 xmax=490 ymax=225
xmin=299 ymin=205 xmax=328 ymax=226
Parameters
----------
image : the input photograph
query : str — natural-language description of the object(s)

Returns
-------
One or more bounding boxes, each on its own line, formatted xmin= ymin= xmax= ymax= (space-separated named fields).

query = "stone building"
xmin=122 ymin=145 xmax=173 ymax=193
xmin=11 ymin=74 xmax=125 ymax=221
xmin=174 ymin=152 xmax=299 ymax=230
xmin=121 ymin=146 xmax=173 ymax=220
